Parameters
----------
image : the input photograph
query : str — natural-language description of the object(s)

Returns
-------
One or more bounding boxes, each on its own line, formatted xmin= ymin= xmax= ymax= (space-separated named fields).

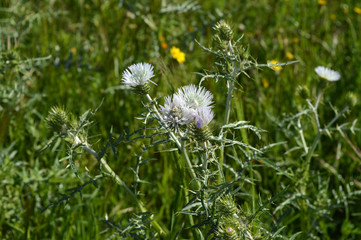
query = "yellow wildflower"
xmin=343 ymin=7 xmax=349 ymax=13
xmin=176 ymin=52 xmax=185 ymax=63
xmin=268 ymin=60 xmax=282 ymax=71
xmin=160 ymin=36 xmax=166 ymax=42
xmin=286 ymin=52 xmax=294 ymax=60
xmin=354 ymin=7 xmax=361 ymax=14
xmin=318 ymin=0 xmax=326 ymax=5
xmin=261 ymin=78 xmax=269 ymax=88
xmin=293 ymin=38 xmax=299 ymax=44
xmin=170 ymin=46 xmax=186 ymax=63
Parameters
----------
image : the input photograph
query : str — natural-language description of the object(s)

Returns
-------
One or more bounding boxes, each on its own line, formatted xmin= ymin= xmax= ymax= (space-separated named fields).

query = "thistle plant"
xmin=268 ymin=66 xmax=361 ymax=237
xmin=39 ymin=20 xmax=360 ymax=240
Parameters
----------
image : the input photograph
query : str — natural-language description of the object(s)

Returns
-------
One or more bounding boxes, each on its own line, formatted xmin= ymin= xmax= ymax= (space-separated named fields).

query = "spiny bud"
xmin=1 ymin=51 xmax=19 ymax=67
xmin=224 ymin=226 xmax=239 ymax=240
xmin=217 ymin=195 xmax=239 ymax=216
xmin=190 ymin=123 xmax=212 ymax=142
xmin=345 ymin=92 xmax=358 ymax=108
xmin=296 ymin=85 xmax=309 ymax=99
xmin=46 ymin=106 xmax=69 ymax=134
xmin=216 ymin=224 xmax=240 ymax=240
xmin=213 ymin=20 xmax=233 ymax=41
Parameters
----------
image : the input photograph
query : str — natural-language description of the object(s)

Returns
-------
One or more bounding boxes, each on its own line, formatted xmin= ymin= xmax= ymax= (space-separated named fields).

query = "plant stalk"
xmin=146 ymin=94 xmax=200 ymax=190
xmin=73 ymin=136 xmax=167 ymax=235
xmin=218 ymin=40 xmax=237 ymax=184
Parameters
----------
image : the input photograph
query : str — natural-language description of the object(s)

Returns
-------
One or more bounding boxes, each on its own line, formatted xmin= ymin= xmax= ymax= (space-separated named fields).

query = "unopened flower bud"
xmin=213 ymin=20 xmax=233 ymax=41
xmin=224 ymin=226 xmax=238 ymax=240
xmin=296 ymin=85 xmax=309 ymax=99
xmin=46 ymin=106 xmax=69 ymax=134
xmin=191 ymin=124 xmax=212 ymax=142
xmin=345 ymin=92 xmax=358 ymax=108
xmin=217 ymin=195 xmax=239 ymax=216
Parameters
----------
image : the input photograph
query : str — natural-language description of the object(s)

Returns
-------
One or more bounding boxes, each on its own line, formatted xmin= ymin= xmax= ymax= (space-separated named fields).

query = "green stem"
xmin=218 ymin=40 xmax=236 ymax=184
xmin=181 ymin=167 xmax=202 ymax=239
xmin=146 ymin=94 xmax=200 ymax=190
xmin=297 ymin=119 xmax=308 ymax=154
xmin=301 ymin=104 xmax=349 ymax=192
xmin=223 ymin=41 xmax=237 ymax=125
xmin=202 ymin=141 xmax=208 ymax=186
xmin=73 ymin=136 xmax=167 ymax=236
xmin=236 ymin=94 xmax=249 ymax=144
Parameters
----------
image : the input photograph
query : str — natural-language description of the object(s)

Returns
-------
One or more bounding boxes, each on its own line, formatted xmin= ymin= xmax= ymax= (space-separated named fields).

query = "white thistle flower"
xmin=122 ymin=62 xmax=156 ymax=87
xmin=160 ymin=94 xmax=195 ymax=131
xmin=314 ymin=66 xmax=340 ymax=81
xmin=194 ymin=107 xmax=214 ymax=129
xmin=176 ymin=84 xmax=214 ymax=110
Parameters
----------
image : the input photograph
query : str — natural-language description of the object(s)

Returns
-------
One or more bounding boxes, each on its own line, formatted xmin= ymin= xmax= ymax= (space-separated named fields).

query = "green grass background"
xmin=1 ymin=0 xmax=361 ymax=239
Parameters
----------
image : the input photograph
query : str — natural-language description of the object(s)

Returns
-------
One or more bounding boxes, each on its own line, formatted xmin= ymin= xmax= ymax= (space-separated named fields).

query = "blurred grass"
xmin=1 ymin=0 xmax=361 ymax=239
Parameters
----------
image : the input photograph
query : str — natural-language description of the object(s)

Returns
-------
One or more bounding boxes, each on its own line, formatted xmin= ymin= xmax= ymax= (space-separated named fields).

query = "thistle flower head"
xmin=176 ymin=84 xmax=214 ymax=110
xmin=122 ymin=62 xmax=156 ymax=94
xmin=314 ymin=66 xmax=340 ymax=81
xmin=160 ymin=94 xmax=195 ymax=131
xmin=46 ymin=106 xmax=70 ymax=134
xmin=195 ymin=107 xmax=214 ymax=129
xmin=190 ymin=108 xmax=214 ymax=141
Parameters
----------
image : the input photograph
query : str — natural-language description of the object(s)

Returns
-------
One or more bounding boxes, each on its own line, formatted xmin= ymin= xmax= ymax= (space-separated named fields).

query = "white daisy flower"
xmin=175 ymin=84 xmax=214 ymax=110
xmin=122 ymin=62 xmax=156 ymax=87
xmin=314 ymin=66 xmax=340 ymax=81
xmin=194 ymin=107 xmax=214 ymax=129
xmin=160 ymin=94 xmax=195 ymax=131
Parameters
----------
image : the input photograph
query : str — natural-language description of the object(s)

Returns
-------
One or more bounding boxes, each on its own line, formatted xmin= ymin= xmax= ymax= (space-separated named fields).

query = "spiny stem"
xmin=223 ymin=41 xmax=236 ymax=126
xmin=73 ymin=136 xmax=167 ymax=235
xmin=301 ymin=103 xmax=349 ymax=192
xmin=219 ymin=40 xmax=236 ymax=184
xmin=202 ymin=141 xmax=208 ymax=185
xmin=297 ymin=119 xmax=308 ymax=154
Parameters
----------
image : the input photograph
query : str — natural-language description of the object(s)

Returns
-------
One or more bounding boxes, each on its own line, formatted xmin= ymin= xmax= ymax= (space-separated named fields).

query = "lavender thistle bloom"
xmin=160 ymin=94 xmax=195 ymax=131
xmin=176 ymin=84 xmax=213 ymax=110
xmin=195 ymin=107 xmax=214 ymax=128
xmin=122 ymin=62 xmax=156 ymax=87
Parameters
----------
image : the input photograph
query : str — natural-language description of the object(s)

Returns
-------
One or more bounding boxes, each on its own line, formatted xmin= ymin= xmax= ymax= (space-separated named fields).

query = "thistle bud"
xmin=345 ymin=92 xmax=358 ymax=108
xmin=296 ymin=85 xmax=309 ymax=99
xmin=213 ymin=20 xmax=233 ymax=42
xmin=46 ymin=106 xmax=69 ymax=134
xmin=216 ymin=222 xmax=240 ymax=240
xmin=217 ymin=195 xmax=239 ymax=216
xmin=224 ymin=226 xmax=239 ymax=240
xmin=191 ymin=123 xmax=212 ymax=142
